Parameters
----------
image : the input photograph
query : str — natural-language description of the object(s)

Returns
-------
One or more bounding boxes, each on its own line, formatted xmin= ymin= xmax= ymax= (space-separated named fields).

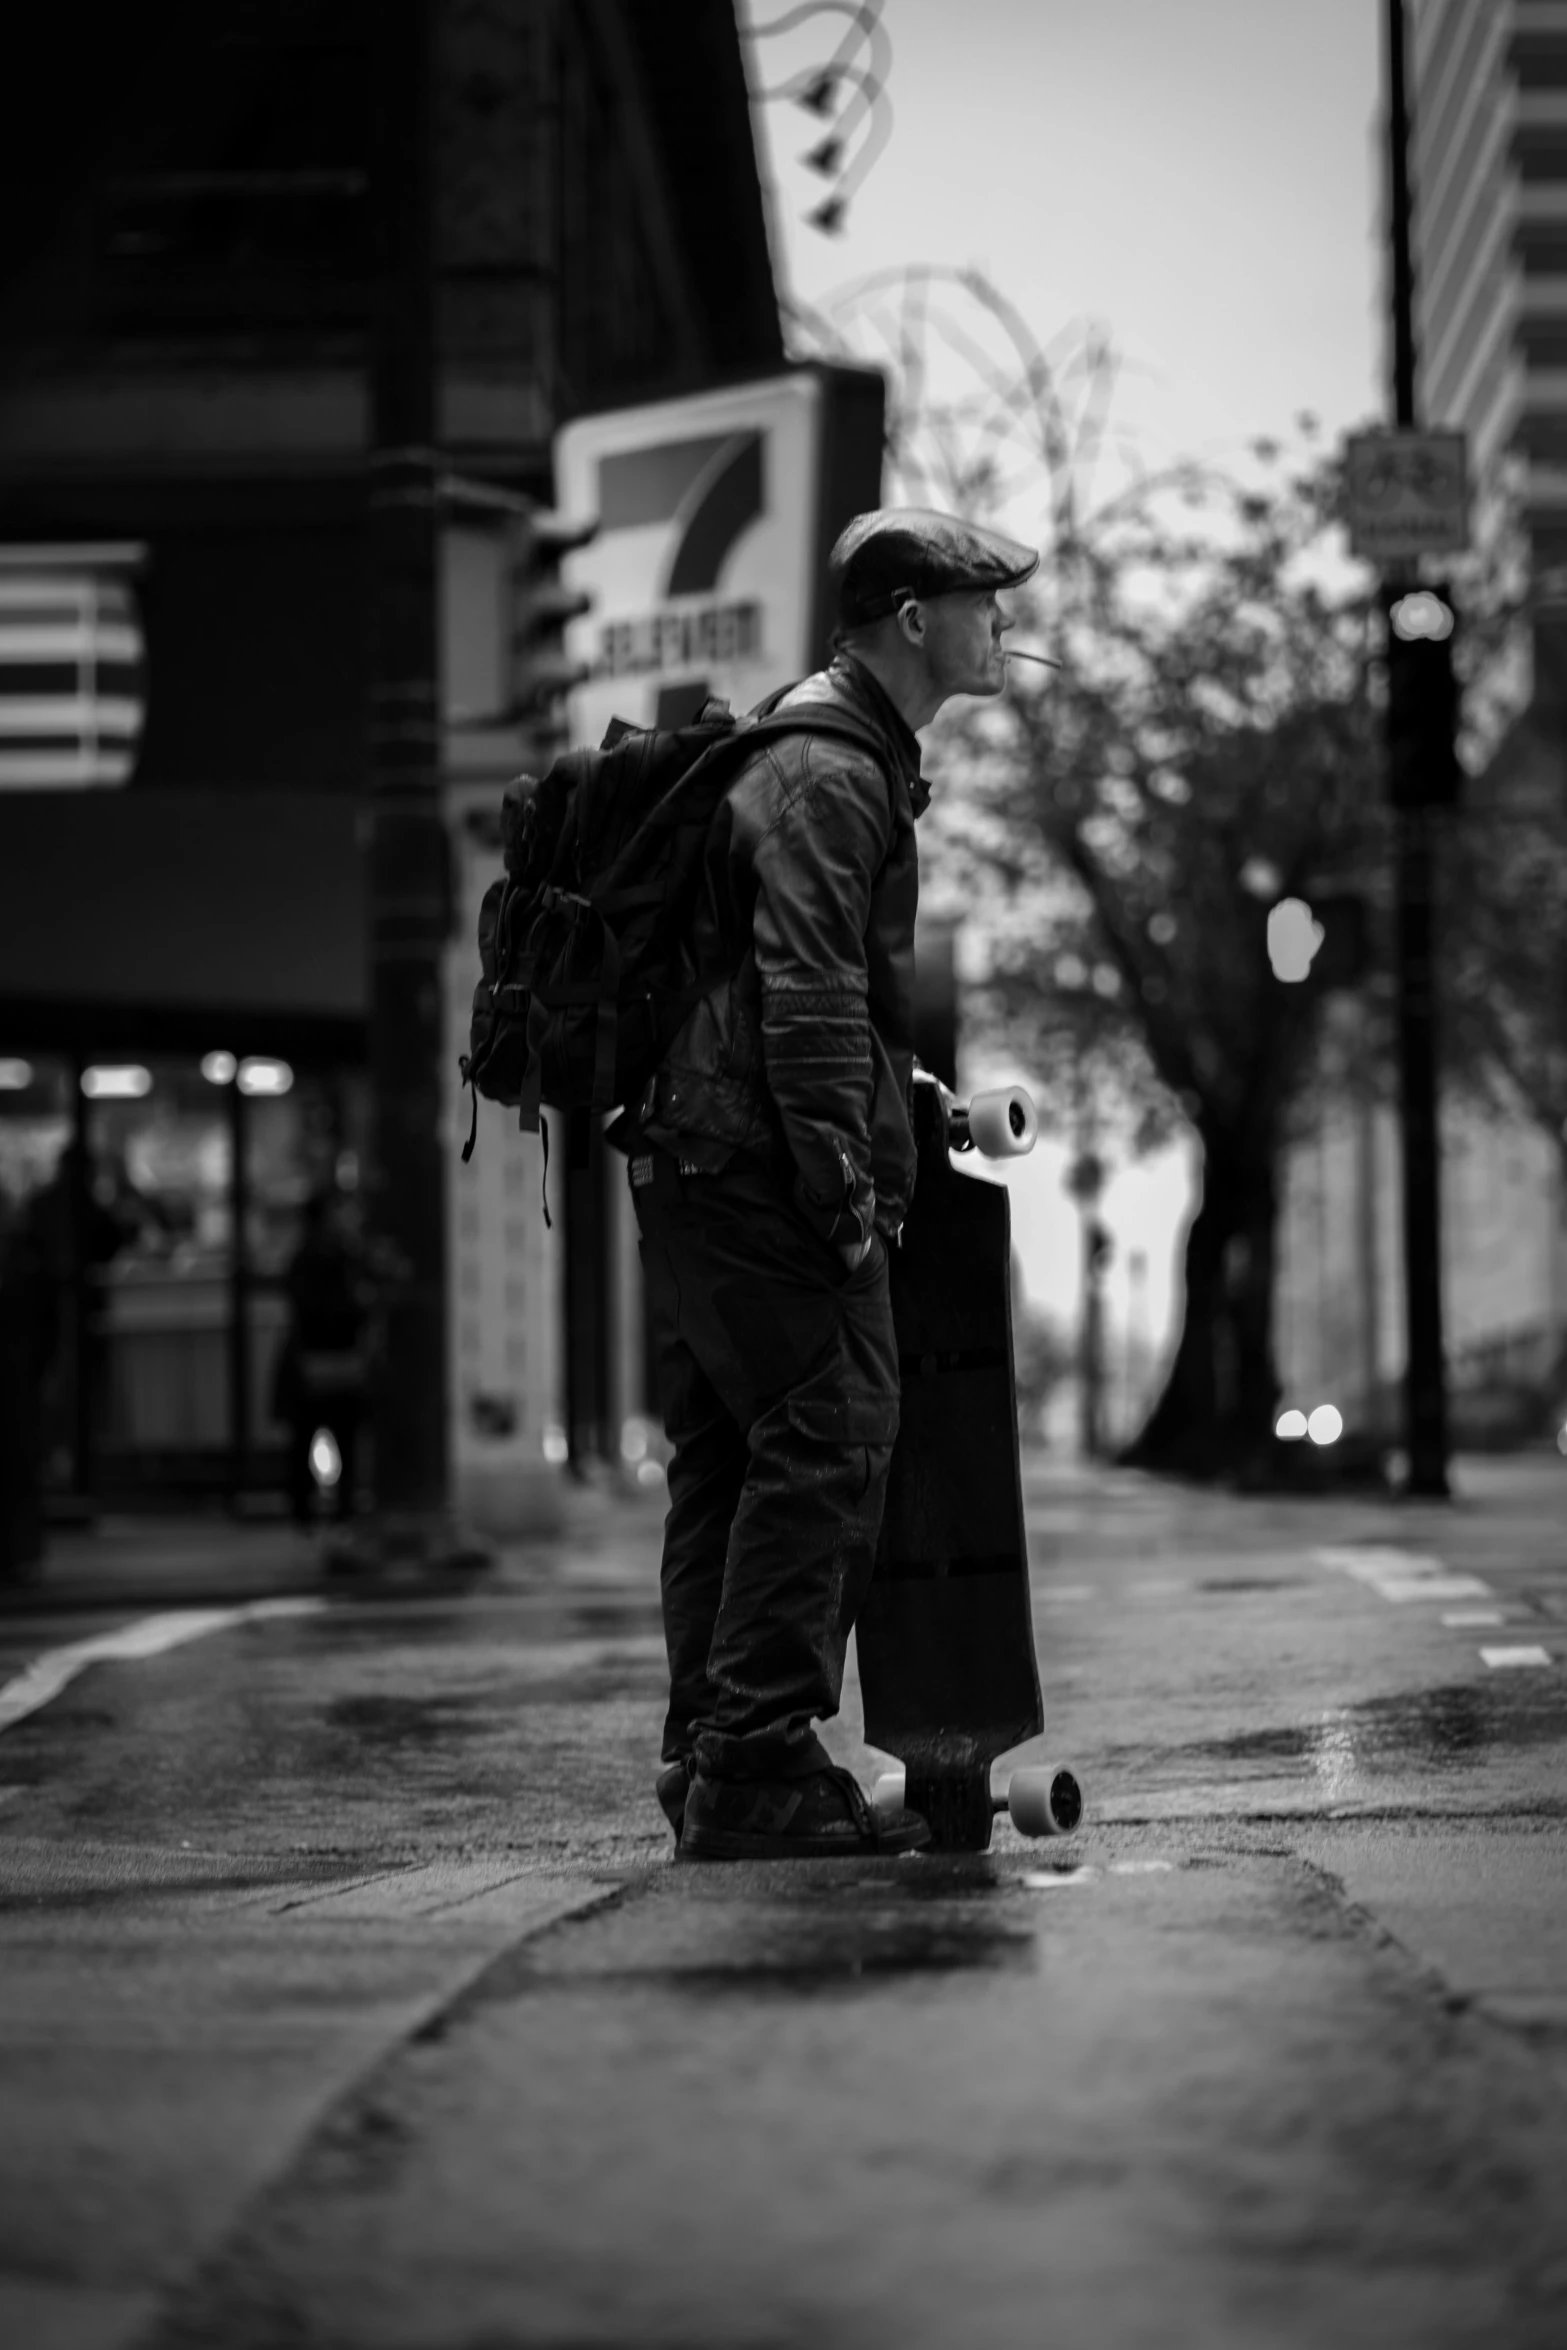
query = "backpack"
xmin=457 ymin=685 xmax=890 ymax=1212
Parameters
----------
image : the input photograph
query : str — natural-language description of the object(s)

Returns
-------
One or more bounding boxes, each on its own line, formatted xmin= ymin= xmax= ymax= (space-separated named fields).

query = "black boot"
xmin=681 ymin=1764 xmax=930 ymax=1861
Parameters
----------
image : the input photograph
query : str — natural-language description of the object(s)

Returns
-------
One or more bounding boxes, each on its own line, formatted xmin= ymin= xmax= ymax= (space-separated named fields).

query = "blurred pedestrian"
xmin=0 ymin=1186 xmax=53 ymax=1582
xmin=620 ymin=508 xmax=1041 ymax=1860
xmin=272 ymin=1189 xmax=367 ymax=1529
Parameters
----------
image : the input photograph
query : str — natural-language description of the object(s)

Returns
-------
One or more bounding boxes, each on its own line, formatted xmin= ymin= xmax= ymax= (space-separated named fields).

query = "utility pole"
xmin=1355 ymin=1000 xmax=1382 ymax=1435
xmin=1125 ymin=1248 xmax=1149 ymax=1441
xmin=1385 ymin=0 xmax=1451 ymax=1498
xmin=1065 ymin=1125 xmax=1108 ymax=1459
xmin=508 ymin=512 xmax=614 ymax=1479
xmin=346 ymin=0 xmax=486 ymax=1569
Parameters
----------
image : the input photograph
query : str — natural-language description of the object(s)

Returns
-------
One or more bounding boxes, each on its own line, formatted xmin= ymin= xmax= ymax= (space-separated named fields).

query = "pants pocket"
xmin=784 ymin=1389 xmax=901 ymax=1448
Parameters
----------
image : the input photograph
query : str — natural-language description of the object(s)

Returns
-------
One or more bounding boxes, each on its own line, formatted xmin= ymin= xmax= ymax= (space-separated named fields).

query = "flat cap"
xmin=830 ymin=508 xmax=1039 ymax=630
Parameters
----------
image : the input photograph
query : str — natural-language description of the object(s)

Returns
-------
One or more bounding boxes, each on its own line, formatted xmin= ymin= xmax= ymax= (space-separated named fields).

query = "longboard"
xmin=857 ymin=1075 xmax=1076 ymax=1851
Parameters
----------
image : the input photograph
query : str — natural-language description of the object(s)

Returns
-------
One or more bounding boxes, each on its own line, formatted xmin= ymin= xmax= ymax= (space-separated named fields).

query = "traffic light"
xmin=513 ymin=509 xmax=597 ymax=763
xmin=1307 ymin=893 xmax=1368 ymax=990
xmin=1264 ymin=893 xmax=1368 ymax=990
xmin=1380 ymin=581 xmax=1460 ymax=810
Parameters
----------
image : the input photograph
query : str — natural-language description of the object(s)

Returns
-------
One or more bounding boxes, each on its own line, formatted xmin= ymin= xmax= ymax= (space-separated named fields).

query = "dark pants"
xmin=631 ymin=1148 xmax=900 ymax=1782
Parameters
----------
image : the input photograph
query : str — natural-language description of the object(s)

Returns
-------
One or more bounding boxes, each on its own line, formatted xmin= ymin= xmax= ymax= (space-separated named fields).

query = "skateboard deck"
xmin=856 ymin=1075 xmax=1045 ymax=1850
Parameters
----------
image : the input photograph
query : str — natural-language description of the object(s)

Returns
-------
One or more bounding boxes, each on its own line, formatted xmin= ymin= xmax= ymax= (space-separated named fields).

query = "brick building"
xmin=0 ymin=1 xmax=794 ymax=1520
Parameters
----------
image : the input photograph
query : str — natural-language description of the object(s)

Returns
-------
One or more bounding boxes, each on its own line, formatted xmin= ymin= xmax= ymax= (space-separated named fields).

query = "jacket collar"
xmin=828 ymin=652 xmax=930 ymax=817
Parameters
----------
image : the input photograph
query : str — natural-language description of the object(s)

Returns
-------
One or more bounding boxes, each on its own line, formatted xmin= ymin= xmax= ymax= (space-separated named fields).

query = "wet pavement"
xmin=1 ymin=1450 xmax=1564 ymax=2348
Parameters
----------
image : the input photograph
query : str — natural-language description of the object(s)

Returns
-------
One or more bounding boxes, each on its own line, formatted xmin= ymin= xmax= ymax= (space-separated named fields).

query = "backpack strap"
xmin=728 ymin=701 xmax=893 ymax=781
xmin=496 ymin=700 xmax=899 ymax=1170
xmin=630 ymin=694 xmax=894 ymax=816
xmin=631 ymin=699 xmax=904 ymax=1055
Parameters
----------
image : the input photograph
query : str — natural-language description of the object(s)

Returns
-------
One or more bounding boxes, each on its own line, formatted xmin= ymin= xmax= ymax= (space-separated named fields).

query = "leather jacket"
xmin=636 ymin=652 xmax=929 ymax=1253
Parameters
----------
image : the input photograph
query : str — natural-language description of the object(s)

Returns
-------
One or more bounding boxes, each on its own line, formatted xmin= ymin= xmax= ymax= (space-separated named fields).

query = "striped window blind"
xmin=0 ymin=547 xmax=147 ymax=789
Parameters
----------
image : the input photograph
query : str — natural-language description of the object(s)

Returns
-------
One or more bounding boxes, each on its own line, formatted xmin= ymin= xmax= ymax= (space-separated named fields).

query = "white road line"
xmin=0 ymin=1596 xmax=328 ymax=1734
xmin=1313 ymin=1545 xmax=1446 ymax=1576
xmin=1480 ymin=1645 xmax=1553 ymax=1669
xmin=1310 ymin=1546 xmax=1493 ymax=1604
xmin=1442 ymin=1609 xmax=1507 ymax=1628
xmin=1375 ymin=1576 xmax=1497 ymax=1603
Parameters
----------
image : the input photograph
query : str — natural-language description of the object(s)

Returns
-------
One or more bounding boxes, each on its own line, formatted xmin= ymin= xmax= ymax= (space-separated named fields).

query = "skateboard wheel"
xmin=1007 ymin=1765 xmax=1083 ymax=1838
xmin=871 ymin=1767 xmax=907 ymax=1827
xmin=967 ymin=1087 xmax=1038 ymax=1159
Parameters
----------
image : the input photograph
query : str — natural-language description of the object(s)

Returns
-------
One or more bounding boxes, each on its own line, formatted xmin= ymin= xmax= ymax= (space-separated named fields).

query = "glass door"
xmin=241 ymin=1059 xmax=369 ymax=1514
xmin=80 ymin=1054 xmax=234 ymax=1501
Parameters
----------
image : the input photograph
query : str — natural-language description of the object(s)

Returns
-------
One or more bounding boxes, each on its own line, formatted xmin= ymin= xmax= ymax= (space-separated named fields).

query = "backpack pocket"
xmin=523 ymin=892 xmax=662 ymax=1115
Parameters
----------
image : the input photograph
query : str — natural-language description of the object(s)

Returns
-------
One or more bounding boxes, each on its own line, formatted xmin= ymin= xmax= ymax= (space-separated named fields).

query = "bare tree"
xmin=790 ymin=269 xmax=1562 ymax=1479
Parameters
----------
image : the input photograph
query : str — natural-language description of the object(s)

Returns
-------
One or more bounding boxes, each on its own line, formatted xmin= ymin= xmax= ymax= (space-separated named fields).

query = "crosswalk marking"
xmin=1313 ymin=1545 xmax=1445 ymax=1577
xmin=1310 ymin=1546 xmax=1494 ymax=1605
xmin=1480 ymin=1645 xmax=1552 ymax=1669
xmin=1372 ymin=1576 xmax=1496 ymax=1603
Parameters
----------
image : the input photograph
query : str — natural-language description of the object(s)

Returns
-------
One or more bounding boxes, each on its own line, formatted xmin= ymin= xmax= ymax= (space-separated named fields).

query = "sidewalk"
xmin=4 ymin=1441 xmax=1564 ymax=2350
xmin=0 ymin=1471 xmax=674 ymax=1617
xmin=4 ymin=1444 xmax=1560 ymax=1619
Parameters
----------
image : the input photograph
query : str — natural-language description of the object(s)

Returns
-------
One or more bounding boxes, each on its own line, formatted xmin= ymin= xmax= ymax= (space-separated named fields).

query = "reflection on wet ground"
xmin=294 ymin=1596 xmax=667 ymax=1647
xmin=1195 ymin=1577 xmax=1307 ymax=1593
xmin=1140 ymin=1677 xmax=1567 ymax=1801
xmin=320 ymin=1651 xmax=670 ymax=1746
xmin=478 ymin=1860 xmax=1072 ymax=1994
xmin=0 ymin=1837 xmax=363 ymax=1910
xmin=326 ymin=1694 xmax=492 ymax=1746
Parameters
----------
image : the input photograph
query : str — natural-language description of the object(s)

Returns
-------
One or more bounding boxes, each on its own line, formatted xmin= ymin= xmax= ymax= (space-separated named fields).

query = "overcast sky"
xmin=733 ymin=0 xmax=1393 ymax=1367
xmin=738 ymin=0 xmax=1389 ymax=490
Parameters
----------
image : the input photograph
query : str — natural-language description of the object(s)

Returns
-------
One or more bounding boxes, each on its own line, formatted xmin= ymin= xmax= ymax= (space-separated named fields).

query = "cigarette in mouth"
xmin=1004 ymin=650 xmax=1061 ymax=668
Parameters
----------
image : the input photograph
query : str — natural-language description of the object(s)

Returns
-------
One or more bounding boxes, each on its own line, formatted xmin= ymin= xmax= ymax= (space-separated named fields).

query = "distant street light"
xmin=742 ymin=3 xmax=893 ymax=237
xmin=237 ymin=1057 xmax=293 ymax=1099
xmin=1266 ymin=898 xmax=1325 ymax=984
xmin=81 ymin=1065 xmax=151 ymax=1100
xmin=1240 ymin=855 xmax=1283 ymax=900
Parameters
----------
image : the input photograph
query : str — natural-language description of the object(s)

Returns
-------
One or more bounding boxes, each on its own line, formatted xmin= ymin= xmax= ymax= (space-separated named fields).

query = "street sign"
xmin=1343 ymin=428 xmax=1470 ymax=563
xmin=554 ymin=368 xmax=882 ymax=747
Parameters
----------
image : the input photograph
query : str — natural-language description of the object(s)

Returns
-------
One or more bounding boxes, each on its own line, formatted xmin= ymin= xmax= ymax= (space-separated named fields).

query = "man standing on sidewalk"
xmin=626 ymin=508 xmax=1040 ymax=1860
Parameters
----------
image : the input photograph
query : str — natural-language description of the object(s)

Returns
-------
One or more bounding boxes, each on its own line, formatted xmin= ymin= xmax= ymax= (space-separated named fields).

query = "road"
xmin=1 ymin=1452 xmax=1564 ymax=2349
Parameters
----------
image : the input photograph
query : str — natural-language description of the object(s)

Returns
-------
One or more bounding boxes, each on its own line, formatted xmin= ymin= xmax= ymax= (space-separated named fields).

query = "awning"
xmin=0 ymin=789 xmax=368 ymax=1053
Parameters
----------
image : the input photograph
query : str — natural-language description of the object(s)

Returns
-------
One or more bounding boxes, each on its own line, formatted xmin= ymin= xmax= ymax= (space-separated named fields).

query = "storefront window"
xmin=244 ymin=1064 xmax=368 ymax=1458
xmin=82 ymin=1055 xmax=234 ymax=1487
xmin=0 ymin=1050 xmax=370 ymax=1509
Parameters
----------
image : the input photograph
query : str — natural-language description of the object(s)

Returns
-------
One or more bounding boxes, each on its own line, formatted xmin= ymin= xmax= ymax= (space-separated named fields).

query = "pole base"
xmin=321 ymin=1511 xmax=496 ymax=1583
